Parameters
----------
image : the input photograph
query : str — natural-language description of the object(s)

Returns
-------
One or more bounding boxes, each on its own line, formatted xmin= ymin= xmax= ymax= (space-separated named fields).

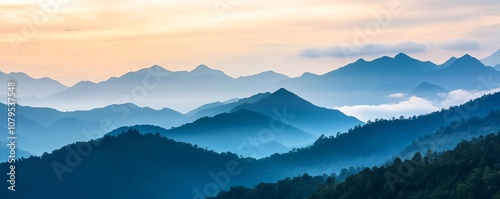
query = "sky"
xmin=0 ymin=0 xmax=499 ymax=86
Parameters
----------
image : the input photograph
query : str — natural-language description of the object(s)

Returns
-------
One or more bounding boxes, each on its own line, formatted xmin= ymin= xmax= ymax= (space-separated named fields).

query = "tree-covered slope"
xmin=0 ymin=130 xmax=252 ymax=199
xmin=310 ymin=132 xmax=500 ymax=199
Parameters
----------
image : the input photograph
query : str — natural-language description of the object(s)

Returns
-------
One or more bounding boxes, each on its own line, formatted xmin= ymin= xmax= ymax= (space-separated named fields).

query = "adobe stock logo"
xmin=8 ymin=0 xmax=70 ymax=54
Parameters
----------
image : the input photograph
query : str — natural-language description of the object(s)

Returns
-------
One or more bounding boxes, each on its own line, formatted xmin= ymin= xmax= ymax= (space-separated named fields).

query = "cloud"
xmin=386 ymin=93 xmax=407 ymax=98
xmin=438 ymin=39 xmax=481 ymax=51
xmin=300 ymin=41 xmax=427 ymax=59
xmin=437 ymin=88 xmax=500 ymax=108
xmin=336 ymin=96 xmax=437 ymax=122
xmin=337 ymin=88 xmax=500 ymax=122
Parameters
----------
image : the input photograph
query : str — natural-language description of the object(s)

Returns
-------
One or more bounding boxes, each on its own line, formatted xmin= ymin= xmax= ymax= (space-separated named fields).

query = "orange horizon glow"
xmin=0 ymin=0 xmax=499 ymax=86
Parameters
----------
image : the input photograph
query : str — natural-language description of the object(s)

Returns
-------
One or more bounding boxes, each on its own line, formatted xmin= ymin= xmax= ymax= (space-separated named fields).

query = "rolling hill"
xmin=231 ymin=88 xmax=363 ymax=136
xmin=0 ymin=71 xmax=67 ymax=101
xmin=108 ymin=109 xmax=317 ymax=158
xmin=0 ymin=103 xmax=186 ymax=155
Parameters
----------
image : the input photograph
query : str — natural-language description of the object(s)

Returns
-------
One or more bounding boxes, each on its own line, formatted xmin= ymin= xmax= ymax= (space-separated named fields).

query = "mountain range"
xmin=247 ymin=91 xmax=500 ymax=178
xmin=0 ymin=71 xmax=67 ymax=99
xmin=110 ymin=88 xmax=363 ymax=158
xmin=481 ymin=49 xmax=500 ymax=67
xmin=283 ymin=53 xmax=500 ymax=108
xmin=0 ymin=103 xmax=185 ymax=155
xmin=3 ymin=51 xmax=500 ymax=113
xmin=94 ymin=90 xmax=500 ymax=181
xmin=230 ymin=88 xmax=361 ymax=136
xmin=5 ymin=65 xmax=288 ymax=112
xmin=1 ymin=88 xmax=362 ymax=156
xmin=2 ymin=90 xmax=500 ymax=199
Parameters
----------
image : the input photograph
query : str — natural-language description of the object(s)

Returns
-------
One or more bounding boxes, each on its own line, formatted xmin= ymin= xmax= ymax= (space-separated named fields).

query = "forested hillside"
xmin=212 ymin=132 xmax=500 ymax=199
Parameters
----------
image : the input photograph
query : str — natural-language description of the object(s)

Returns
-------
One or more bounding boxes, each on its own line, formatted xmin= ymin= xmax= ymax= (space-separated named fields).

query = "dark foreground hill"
xmin=309 ymin=132 xmax=500 ymax=199
xmin=212 ymin=132 xmax=500 ymax=199
xmin=0 ymin=130 xmax=254 ymax=199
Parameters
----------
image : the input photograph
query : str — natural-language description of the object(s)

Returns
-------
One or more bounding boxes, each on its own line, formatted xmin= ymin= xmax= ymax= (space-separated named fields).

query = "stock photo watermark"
xmin=8 ymin=0 xmax=70 ymax=54
xmin=212 ymin=0 xmax=243 ymax=21
xmin=6 ymin=81 xmax=17 ymax=191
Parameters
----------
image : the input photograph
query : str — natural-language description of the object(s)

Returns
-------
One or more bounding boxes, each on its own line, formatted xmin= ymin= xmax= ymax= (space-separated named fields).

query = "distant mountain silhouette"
xmin=236 ymin=70 xmax=289 ymax=91
xmin=495 ymin=64 xmax=500 ymax=71
xmin=2 ymin=92 xmax=500 ymax=199
xmin=481 ymin=49 xmax=500 ymax=66
xmin=439 ymin=54 xmax=486 ymax=71
xmin=231 ymin=88 xmax=363 ymax=136
xmin=6 ymin=53 xmax=500 ymax=114
xmin=429 ymin=54 xmax=500 ymax=90
xmin=410 ymin=82 xmax=449 ymax=99
xmin=0 ymin=103 xmax=185 ymax=155
xmin=323 ymin=53 xmax=436 ymax=84
xmin=283 ymin=53 xmax=500 ymax=109
xmin=186 ymin=101 xmax=225 ymax=116
xmin=187 ymin=92 xmax=271 ymax=120
xmin=0 ymin=71 xmax=67 ymax=99
xmin=438 ymin=56 xmax=457 ymax=68
xmin=166 ymin=109 xmax=316 ymax=158
xmin=281 ymin=53 xmax=441 ymax=107
xmin=25 ymin=65 xmax=288 ymax=112
xmin=190 ymin=64 xmax=227 ymax=76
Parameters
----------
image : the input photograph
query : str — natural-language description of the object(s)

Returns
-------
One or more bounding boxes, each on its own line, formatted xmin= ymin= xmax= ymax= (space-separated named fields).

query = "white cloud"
xmin=437 ymin=88 xmax=500 ymax=108
xmin=336 ymin=96 xmax=437 ymax=122
xmin=386 ymin=93 xmax=407 ymax=98
xmin=337 ymin=88 xmax=500 ymax=122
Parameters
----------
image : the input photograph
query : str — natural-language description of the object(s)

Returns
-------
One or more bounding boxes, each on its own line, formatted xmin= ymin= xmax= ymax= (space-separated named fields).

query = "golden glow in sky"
xmin=0 ymin=0 xmax=499 ymax=86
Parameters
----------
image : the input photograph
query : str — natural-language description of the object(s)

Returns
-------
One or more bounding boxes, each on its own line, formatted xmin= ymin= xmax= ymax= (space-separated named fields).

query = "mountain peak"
xmin=460 ymin=54 xmax=474 ymax=59
xmin=149 ymin=64 xmax=168 ymax=71
xmin=192 ymin=64 xmax=212 ymax=72
xmin=457 ymin=54 xmax=483 ymax=65
xmin=445 ymin=54 xmax=485 ymax=71
xmin=413 ymin=82 xmax=447 ymax=92
xmin=481 ymin=49 xmax=500 ymax=66
xmin=272 ymin=88 xmax=296 ymax=96
xmin=237 ymin=70 xmax=289 ymax=80
xmin=354 ymin=58 xmax=366 ymax=63
xmin=135 ymin=65 xmax=172 ymax=75
xmin=394 ymin=53 xmax=411 ymax=60
xmin=439 ymin=57 xmax=458 ymax=68
xmin=190 ymin=64 xmax=226 ymax=76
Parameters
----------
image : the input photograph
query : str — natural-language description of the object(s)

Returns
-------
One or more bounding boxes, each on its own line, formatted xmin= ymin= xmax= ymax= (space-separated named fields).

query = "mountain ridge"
xmin=231 ymin=88 xmax=364 ymax=136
